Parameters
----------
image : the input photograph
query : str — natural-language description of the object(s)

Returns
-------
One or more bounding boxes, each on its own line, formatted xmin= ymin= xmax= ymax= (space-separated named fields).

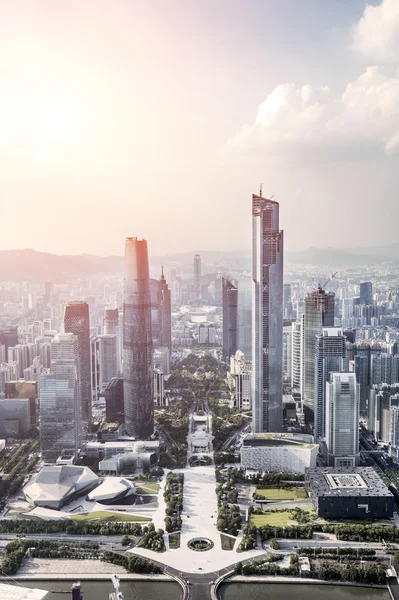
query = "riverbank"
xmin=227 ymin=575 xmax=387 ymax=588
xmin=0 ymin=574 xmax=173 ymax=581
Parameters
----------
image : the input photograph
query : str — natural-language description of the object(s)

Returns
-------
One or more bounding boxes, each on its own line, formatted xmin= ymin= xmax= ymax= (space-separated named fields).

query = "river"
xmin=219 ymin=583 xmax=391 ymax=600
xmin=10 ymin=580 xmax=392 ymax=600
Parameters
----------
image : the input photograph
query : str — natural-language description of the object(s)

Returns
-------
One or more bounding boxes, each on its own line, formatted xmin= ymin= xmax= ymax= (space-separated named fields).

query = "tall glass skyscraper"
xmin=194 ymin=254 xmax=201 ymax=295
xmin=237 ymin=277 xmax=252 ymax=360
xmin=39 ymin=333 xmax=81 ymax=461
xmin=64 ymin=301 xmax=91 ymax=426
xmin=123 ymin=237 xmax=154 ymax=439
xmin=252 ymin=192 xmax=284 ymax=433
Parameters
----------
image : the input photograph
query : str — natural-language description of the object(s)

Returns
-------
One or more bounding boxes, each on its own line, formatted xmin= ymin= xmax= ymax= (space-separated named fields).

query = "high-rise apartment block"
xmin=123 ymin=238 xmax=154 ymax=439
xmin=39 ymin=333 xmax=81 ymax=461
xmin=252 ymin=192 xmax=284 ymax=433
xmin=325 ymin=372 xmax=359 ymax=467
xmin=64 ymin=301 xmax=91 ymax=426
xmin=222 ymin=278 xmax=238 ymax=361
xmin=104 ymin=308 xmax=122 ymax=373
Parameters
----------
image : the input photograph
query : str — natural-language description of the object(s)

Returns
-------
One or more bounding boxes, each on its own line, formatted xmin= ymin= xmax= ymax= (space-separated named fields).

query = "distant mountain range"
xmin=0 ymin=244 xmax=398 ymax=281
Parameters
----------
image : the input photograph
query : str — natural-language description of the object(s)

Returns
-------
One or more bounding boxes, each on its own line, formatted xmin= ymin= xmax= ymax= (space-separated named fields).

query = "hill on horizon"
xmin=0 ymin=244 xmax=397 ymax=281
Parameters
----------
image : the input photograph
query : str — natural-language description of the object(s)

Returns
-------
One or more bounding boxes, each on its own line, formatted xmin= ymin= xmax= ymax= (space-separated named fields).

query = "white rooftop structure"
xmin=0 ymin=582 xmax=48 ymax=600
xmin=24 ymin=465 xmax=99 ymax=509
xmin=88 ymin=477 xmax=135 ymax=503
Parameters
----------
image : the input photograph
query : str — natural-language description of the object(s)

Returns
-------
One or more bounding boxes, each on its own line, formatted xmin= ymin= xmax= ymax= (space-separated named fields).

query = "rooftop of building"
xmin=306 ymin=467 xmax=393 ymax=498
xmin=243 ymin=432 xmax=317 ymax=449
xmin=23 ymin=465 xmax=98 ymax=507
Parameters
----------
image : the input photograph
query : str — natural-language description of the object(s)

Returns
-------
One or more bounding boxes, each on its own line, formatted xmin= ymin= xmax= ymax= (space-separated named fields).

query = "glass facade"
xmin=64 ymin=301 xmax=91 ymax=426
xmin=123 ymin=238 xmax=154 ymax=439
xmin=252 ymin=193 xmax=284 ymax=433
xmin=39 ymin=333 xmax=81 ymax=461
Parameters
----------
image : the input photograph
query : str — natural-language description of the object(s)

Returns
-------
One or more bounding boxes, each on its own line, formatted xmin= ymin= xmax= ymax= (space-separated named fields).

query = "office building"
xmin=154 ymin=346 xmax=170 ymax=377
xmin=283 ymin=283 xmax=293 ymax=319
xmin=104 ymin=308 xmax=122 ymax=373
xmin=325 ymin=372 xmax=359 ymax=467
xmin=0 ymin=398 xmax=31 ymax=437
xmin=355 ymin=354 xmax=369 ymax=413
xmin=252 ymin=191 xmax=284 ymax=433
xmin=99 ymin=334 xmax=118 ymax=388
xmin=64 ymin=301 xmax=91 ymax=425
xmin=39 ymin=333 xmax=82 ymax=462
xmin=104 ymin=377 xmax=124 ymax=423
xmin=0 ymin=326 xmax=18 ymax=353
xmin=194 ymin=254 xmax=201 ymax=295
xmin=360 ymin=282 xmax=373 ymax=305
xmin=241 ymin=433 xmax=317 ymax=474
xmin=154 ymin=370 xmax=167 ymax=407
xmin=222 ymin=278 xmax=238 ymax=361
xmin=123 ymin=238 xmax=154 ymax=439
xmin=5 ymin=380 xmax=38 ymax=425
xmin=237 ymin=277 xmax=252 ymax=360
xmin=368 ymin=386 xmax=391 ymax=442
xmin=306 ymin=467 xmax=394 ymax=519
xmin=303 ymin=288 xmax=335 ymax=424
xmin=228 ymin=350 xmax=252 ymax=410
xmin=314 ymin=328 xmax=347 ymax=440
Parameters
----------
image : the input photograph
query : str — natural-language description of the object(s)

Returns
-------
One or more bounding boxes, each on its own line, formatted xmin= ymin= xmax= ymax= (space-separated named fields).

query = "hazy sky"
xmin=0 ymin=0 xmax=398 ymax=256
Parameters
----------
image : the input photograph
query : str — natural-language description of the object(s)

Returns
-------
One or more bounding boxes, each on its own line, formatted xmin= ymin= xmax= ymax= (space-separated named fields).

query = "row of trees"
xmin=0 ymin=517 xmax=144 ymax=536
xmin=102 ymin=550 xmax=162 ymax=573
xmin=164 ymin=472 xmax=184 ymax=531
xmin=137 ymin=523 xmax=165 ymax=552
xmin=237 ymin=523 xmax=257 ymax=552
xmin=235 ymin=554 xmax=386 ymax=584
xmin=1 ymin=539 xmax=100 ymax=575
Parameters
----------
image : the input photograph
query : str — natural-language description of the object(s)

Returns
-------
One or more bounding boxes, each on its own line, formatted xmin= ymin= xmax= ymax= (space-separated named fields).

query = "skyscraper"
xmin=325 ymin=372 xmax=359 ymax=467
xmin=252 ymin=191 xmax=284 ymax=433
xmin=64 ymin=301 xmax=91 ymax=426
xmin=194 ymin=254 xmax=201 ymax=295
xmin=222 ymin=277 xmax=238 ymax=361
xmin=303 ymin=288 xmax=335 ymax=425
xmin=237 ymin=277 xmax=252 ymax=360
xmin=314 ymin=327 xmax=347 ymax=440
xmin=39 ymin=333 xmax=81 ymax=461
xmin=123 ymin=237 xmax=153 ymax=439
xmin=104 ymin=307 xmax=121 ymax=372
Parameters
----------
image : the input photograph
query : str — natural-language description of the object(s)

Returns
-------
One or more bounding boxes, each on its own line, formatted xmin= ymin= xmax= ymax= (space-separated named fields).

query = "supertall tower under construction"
xmin=123 ymin=237 xmax=154 ymax=439
xmin=252 ymin=191 xmax=284 ymax=433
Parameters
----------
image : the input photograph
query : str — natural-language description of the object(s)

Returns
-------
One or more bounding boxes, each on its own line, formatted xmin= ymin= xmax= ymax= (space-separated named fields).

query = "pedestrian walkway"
xmin=130 ymin=410 xmax=265 ymax=574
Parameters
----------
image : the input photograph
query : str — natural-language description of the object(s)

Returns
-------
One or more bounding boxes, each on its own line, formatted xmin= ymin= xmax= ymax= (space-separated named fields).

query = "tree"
xmin=269 ymin=538 xmax=279 ymax=550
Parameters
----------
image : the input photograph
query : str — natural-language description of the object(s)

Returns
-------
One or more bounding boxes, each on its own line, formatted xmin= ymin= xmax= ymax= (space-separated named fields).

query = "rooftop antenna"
xmin=259 ymin=183 xmax=262 ymax=197
xmin=109 ymin=574 xmax=124 ymax=600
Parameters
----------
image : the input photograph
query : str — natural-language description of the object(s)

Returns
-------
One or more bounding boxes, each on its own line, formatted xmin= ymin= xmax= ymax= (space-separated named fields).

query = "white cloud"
xmin=227 ymin=67 xmax=399 ymax=159
xmin=352 ymin=0 xmax=399 ymax=63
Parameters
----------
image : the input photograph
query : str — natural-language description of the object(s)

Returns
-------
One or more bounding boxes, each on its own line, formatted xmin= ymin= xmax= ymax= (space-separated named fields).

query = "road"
xmin=0 ymin=533 xmax=124 ymax=544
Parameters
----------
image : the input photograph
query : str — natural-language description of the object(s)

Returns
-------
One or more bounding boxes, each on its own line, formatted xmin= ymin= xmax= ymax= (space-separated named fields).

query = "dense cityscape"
xmin=1 ymin=189 xmax=399 ymax=600
xmin=2 ymin=0 xmax=399 ymax=599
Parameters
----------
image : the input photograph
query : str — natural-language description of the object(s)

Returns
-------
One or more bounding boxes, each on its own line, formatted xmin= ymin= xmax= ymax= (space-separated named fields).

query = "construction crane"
xmin=109 ymin=575 xmax=124 ymax=600
xmin=318 ymin=271 xmax=338 ymax=292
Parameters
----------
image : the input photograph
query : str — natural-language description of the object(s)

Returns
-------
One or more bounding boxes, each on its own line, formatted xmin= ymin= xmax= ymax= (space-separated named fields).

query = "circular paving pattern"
xmin=187 ymin=537 xmax=214 ymax=552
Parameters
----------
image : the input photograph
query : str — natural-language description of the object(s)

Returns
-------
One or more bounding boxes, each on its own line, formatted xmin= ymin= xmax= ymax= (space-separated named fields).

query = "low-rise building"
xmin=306 ymin=467 xmax=394 ymax=519
xmin=241 ymin=433 xmax=318 ymax=474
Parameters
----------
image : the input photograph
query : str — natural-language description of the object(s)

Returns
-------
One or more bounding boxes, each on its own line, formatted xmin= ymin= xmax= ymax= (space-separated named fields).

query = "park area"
xmin=255 ymin=487 xmax=308 ymax=501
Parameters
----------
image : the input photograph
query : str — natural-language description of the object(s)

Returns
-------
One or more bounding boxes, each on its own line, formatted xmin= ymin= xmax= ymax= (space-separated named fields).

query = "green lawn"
xmin=256 ymin=487 xmax=308 ymax=501
xmin=220 ymin=533 xmax=236 ymax=550
xmin=169 ymin=532 xmax=181 ymax=549
xmin=135 ymin=483 xmax=160 ymax=494
xmin=71 ymin=511 xmax=151 ymax=523
xmin=250 ymin=512 xmax=291 ymax=528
